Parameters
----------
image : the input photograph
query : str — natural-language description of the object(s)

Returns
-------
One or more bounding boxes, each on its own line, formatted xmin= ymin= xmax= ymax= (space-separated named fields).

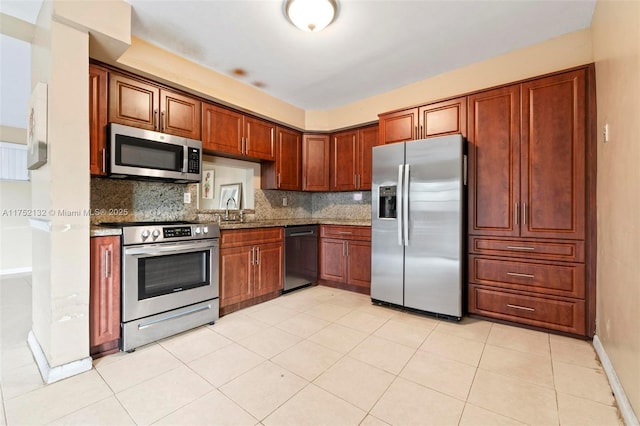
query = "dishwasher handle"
xmin=289 ymin=231 xmax=315 ymax=237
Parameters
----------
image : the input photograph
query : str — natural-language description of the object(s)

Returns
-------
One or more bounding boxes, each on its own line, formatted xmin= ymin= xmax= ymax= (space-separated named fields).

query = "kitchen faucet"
xmin=225 ymin=197 xmax=236 ymax=221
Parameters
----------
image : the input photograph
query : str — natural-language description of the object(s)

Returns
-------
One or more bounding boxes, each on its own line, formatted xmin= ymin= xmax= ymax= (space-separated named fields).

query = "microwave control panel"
xmin=187 ymin=148 xmax=200 ymax=174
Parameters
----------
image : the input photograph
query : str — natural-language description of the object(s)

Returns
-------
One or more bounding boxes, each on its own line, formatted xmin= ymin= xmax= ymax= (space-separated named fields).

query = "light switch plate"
xmin=184 ymin=192 xmax=191 ymax=203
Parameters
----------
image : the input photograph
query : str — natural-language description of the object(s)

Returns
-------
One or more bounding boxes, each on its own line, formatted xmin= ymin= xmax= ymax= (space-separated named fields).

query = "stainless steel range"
xmin=103 ymin=221 xmax=220 ymax=352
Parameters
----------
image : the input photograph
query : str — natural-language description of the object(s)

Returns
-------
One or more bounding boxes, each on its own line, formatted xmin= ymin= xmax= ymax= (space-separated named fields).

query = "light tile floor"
xmin=0 ymin=274 xmax=623 ymax=425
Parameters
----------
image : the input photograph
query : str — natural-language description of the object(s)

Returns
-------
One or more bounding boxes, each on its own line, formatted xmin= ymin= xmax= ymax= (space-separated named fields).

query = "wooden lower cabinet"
xmin=90 ymin=236 xmax=121 ymax=358
xmin=319 ymin=225 xmax=371 ymax=294
xmin=220 ymin=228 xmax=283 ymax=314
xmin=469 ymin=285 xmax=586 ymax=335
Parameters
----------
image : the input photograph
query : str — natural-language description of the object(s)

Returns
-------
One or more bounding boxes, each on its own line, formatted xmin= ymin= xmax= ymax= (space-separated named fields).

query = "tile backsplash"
xmin=91 ymin=178 xmax=371 ymax=224
xmin=90 ymin=178 xmax=197 ymax=224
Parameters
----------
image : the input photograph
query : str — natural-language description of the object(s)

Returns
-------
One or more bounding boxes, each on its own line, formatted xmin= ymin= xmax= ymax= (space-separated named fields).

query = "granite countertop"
xmin=90 ymin=218 xmax=370 ymax=237
xmin=216 ymin=218 xmax=371 ymax=230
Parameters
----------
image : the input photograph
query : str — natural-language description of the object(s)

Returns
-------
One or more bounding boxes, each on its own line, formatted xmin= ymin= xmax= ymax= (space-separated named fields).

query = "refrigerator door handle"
xmin=397 ymin=164 xmax=404 ymax=246
xmin=403 ymin=163 xmax=410 ymax=246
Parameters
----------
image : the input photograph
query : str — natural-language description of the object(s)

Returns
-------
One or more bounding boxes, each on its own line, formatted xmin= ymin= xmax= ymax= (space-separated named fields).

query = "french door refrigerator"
xmin=371 ymin=134 xmax=465 ymax=319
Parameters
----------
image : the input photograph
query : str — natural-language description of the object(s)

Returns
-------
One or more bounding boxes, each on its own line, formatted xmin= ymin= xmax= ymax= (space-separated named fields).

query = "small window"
xmin=0 ymin=142 xmax=29 ymax=181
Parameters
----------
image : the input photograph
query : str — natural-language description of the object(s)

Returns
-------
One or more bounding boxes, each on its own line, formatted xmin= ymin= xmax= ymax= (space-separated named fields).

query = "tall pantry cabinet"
xmin=467 ymin=66 xmax=596 ymax=337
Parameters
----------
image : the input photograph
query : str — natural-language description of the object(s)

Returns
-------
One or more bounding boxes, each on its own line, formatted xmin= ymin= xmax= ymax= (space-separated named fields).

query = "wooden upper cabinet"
xmin=330 ymin=130 xmax=358 ymax=191
xmin=378 ymin=108 xmax=418 ymax=145
xmin=468 ymin=68 xmax=587 ymax=240
xmin=160 ymin=90 xmax=201 ymax=140
xmin=521 ymin=69 xmax=586 ymax=240
xmin=261 ymin=127 xmax=302 ymax=190
xmin=202 ymin=103 xmax=244 ymax=155
xmin=244 ymin=116 xmax=275 ymax=161
xmin=202 ymin=102 xmax=274 ymax=161
xmin=468 ymin=85 xmax=521 ymax=237
xmin=358 ymin=124 xmax=378 ymax=190
xmin=419 ymin=97 xmax=467 ymax=138
xmin=329 ymin=124 xmax=378 ymax=191
xmin=89 ymin=65 xmax=108 ymax=176
xmin=109 ymin=72 xmax=200 ymax=139
xmin=302 ymin=134 xmax=330 ymax=191
xmin=379 ymin=97 xmax=466 ymax=144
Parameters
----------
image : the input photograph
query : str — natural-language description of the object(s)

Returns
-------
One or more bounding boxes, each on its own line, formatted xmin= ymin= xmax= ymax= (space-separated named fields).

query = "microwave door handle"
xmin=182 ymin=145 xmax=189 ymax=174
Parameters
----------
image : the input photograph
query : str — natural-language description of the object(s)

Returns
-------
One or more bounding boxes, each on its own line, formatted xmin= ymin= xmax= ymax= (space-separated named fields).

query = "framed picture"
xmin=202 ymin=169 xmax=214 ymax=199
xmin=27 ymin=82 xmax=48 ymax=170
xmin=219 ymin=183 xmax=242 ymax=210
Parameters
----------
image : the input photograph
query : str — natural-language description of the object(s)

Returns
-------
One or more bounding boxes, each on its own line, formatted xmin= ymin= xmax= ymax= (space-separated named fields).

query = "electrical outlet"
xmin=183 ymin=192 xmax=191 ymax=203
xmin=603 ymin=123 xmax=609 ymax=143
xmin=282 ymin=197 xmax=288 ymax=207
xmin=353 ymin=192 xmax=363 ymax=201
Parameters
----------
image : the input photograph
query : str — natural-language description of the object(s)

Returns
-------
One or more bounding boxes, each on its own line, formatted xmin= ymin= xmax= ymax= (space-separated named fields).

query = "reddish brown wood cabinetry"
xmin=109 ymin=72 xmax=201 ymax=140
xmin=302 ymin=134 xmax=330 ymax=191
xmin=89 ymin=65 xmax=108 ymax=176
xmin=319 ymin=225 xmax=371 ymax=293
xmin=90 ymin=236 xmax=121 ymax=358
xmin=202 ymin=102 xmax=275 ymax=161
xmin=330 ymin=124 xmax=378 ymax=191
xmin=467 ymin=67 xmax=595 ymax=337
xmin=220 ymin=228 xmax=283 ymax=315
xmin=378 ymin=97 xmax=466 ymax=145
xmin=261 ymin=127 xmax=302 ymax=190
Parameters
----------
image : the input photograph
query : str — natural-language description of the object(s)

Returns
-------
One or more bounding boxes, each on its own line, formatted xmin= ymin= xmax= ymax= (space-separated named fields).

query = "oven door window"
xmin=138 ymin=250 xmax=210 ymax=300
xmin=116 ymin=134 xmax=184 ymax=172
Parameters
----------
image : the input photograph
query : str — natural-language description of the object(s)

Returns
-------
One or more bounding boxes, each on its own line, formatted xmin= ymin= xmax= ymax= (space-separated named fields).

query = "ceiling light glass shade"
xmin=285 ymin=0 xmax=337 ymax=32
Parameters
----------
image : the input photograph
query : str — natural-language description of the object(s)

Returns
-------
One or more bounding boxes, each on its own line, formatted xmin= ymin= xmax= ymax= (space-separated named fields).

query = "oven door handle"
xmin=124 ymin=241 xmax=216 ymax=256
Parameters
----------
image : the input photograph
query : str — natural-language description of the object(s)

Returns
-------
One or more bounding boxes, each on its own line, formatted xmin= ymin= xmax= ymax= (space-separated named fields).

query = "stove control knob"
xmin=152 ymin=229 xmax=161 ymax=239
xmin=203 ymin=226 xmax=209 ymax=234
xmin=195 ymin=226 xmax=201 ymax=234
xmin=141 ymin=230 xmax=150 ymax=240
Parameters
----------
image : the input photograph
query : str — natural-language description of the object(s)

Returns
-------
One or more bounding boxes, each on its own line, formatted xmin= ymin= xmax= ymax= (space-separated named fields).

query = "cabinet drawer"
xmin=320 ymin=225 xmax=371 ymax=241
xmin=221 ymin=227 xmax=283 ymax=248
xmin=469 ymin=237 xmax=584 ymax=262
xmin=469 ymin=256 xmax=585 ymax=298
xmin=469 ymin=285 xmax=586 ymax=335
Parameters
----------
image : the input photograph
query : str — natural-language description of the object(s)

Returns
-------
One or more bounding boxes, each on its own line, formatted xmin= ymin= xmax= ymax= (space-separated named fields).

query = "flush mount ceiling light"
xmin=284 ymin=0 xmax=338 ymax=32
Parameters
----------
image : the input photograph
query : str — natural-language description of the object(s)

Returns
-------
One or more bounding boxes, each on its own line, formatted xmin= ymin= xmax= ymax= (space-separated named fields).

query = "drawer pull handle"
xmin=507 ymin=304 xmax=535 ymax=312
xmin=336 ymin=231 xmax=352 ymax=235
xmin=507 ymin=246 xmax=535 ymax=251
xmin=507 ymin=272 xmax=535 ymax=278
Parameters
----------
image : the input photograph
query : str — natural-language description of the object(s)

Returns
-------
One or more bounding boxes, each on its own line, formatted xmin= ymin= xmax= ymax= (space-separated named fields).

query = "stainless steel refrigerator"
xmin=371 ymin=134 xmax=465 ymax=319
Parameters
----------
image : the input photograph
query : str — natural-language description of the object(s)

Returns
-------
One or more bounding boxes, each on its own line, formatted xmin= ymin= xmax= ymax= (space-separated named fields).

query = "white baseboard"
xmin=593 ymin=334 xmax=639 ymax=426
xmin=27 ymin=331 xmax=92 ymax=384
xmin=0 ymin=267 xmax=32 ymax=276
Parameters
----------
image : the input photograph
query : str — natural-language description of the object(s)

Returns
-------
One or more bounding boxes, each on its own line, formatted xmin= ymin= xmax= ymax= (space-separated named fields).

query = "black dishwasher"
xmin=284 ymin=225 xmax=318 ymax=292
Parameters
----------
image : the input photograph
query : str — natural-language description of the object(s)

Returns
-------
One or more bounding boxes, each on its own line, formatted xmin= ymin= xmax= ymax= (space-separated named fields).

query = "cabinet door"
xmin=346 ymin=240 xmax=371 ymax=289
xmin=521 ymin=70 xmax=586 ymax=240
xmin=302 ymin=134 xmax=330 ymax=191
xmin=277 ymin=127 xmax=301 ymax=190
xmin=220 ymin=246 xmax=253 ymax=307
xmin=160 ymin=89 xmax=201 ymax=139
xmin=331 ymin=131 xmax=357 ymax=191
xmin=109 ymin=73 xmax=159 ymax=130
xmin=419 ymin=97 xmax=467 ymax=138
xmin=378 ymin=108 xmax=418 ymax=145
xmin=319 ymin=238 xmax=347 ymax=282
xmin=254 ymin=242 xmax=284 ymax=297
xmin=90 ymin=236 xmax=121 ymax=351
xmin=468 ymin=85 xmax=521 ymax=237
xmin=202 ymin=103 xmax=243 ymax=155
xmin=89 ymin=65 xmax=108 ymax=176
xmin=357 ymin=125 xmax=378 ymax=190
xmin=245 ymin=116 xmax=276 ymax=161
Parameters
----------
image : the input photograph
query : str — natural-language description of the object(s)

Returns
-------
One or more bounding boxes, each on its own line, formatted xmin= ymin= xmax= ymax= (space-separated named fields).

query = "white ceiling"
xmin=127 ymin=0 xmax=596 ymax=110
xmin=0 ymin=0 xmax=596 ymax=129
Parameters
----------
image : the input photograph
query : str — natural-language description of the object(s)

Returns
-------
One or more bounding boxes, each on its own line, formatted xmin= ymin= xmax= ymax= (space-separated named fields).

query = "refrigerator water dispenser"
xmin=379 ymin=186 xmax=397 ymax=219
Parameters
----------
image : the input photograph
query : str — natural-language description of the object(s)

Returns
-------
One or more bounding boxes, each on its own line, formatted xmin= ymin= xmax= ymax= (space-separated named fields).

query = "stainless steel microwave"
xmin=109 ymin=123 xmax=202 ymax=183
